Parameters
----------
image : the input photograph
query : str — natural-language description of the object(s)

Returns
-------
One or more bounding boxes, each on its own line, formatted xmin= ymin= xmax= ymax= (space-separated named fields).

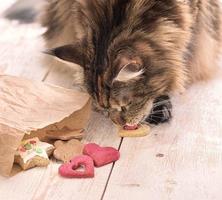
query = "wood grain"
xmin=0 ymin=20 xmax=48 ymax=80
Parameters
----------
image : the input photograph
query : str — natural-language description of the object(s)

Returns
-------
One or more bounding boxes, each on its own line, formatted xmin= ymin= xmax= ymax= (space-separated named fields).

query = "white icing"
xmin=16 ymin=137 xmax=53 ymax=164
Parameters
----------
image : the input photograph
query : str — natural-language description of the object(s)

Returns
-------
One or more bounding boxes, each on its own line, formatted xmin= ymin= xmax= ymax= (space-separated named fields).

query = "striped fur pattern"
xmin=42 ymin=0 xmax=222 ymax=125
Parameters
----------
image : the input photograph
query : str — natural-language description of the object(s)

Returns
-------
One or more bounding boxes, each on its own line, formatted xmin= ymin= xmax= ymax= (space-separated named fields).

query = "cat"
xmin=9 ymin=0 xmax=220 ymax=127
xmin=40 ymin=0 xmax=222 ymax=127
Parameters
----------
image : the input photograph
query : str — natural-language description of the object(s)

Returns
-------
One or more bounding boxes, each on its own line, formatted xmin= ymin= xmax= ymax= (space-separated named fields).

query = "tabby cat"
xmin=41 ymin=0 xmax=222 ymax=126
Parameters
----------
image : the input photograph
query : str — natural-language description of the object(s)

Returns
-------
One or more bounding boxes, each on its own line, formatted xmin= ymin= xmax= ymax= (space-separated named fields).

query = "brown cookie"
xmin=53 ymin=139 xmax=84 ymax=162
xmin=46 ymin=129 xmax=84 ymax=141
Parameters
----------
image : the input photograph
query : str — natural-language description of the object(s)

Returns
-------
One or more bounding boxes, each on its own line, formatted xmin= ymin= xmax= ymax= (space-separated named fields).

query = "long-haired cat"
xmin=41 ymin=0 xmax=222 ymax=126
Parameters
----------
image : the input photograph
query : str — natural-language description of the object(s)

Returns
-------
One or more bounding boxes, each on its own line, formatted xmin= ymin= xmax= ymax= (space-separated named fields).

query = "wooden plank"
xmin=0 ymin=0 xmax=16 ymax=14
xmin=103 ymin=78 xmax=222 ymax=200
xmin=0 ymin=18 xmax=49 ymax=80
xmin=44 ymin=63 xmax=79 ymax=89
xmin=0 ymin=1 xmax=47 ymax=80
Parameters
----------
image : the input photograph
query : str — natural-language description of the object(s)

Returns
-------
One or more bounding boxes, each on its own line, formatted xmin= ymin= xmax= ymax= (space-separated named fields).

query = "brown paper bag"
xmin=0 ymin=75 xmax=91 ymax=176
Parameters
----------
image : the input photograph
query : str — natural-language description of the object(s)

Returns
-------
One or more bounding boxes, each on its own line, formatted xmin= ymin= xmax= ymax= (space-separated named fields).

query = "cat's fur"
xmin=41 ymin=0 xmax=222 ymax=126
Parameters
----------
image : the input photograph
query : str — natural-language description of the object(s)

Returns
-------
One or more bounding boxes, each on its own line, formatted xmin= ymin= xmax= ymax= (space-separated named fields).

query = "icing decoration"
xmin=15 ymin=137 xmax=53 ymax=163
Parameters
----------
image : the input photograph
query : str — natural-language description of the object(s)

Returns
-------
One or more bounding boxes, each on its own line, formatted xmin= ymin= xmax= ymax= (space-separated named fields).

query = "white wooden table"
xmin=1 ymin=2 xmax=222 ymax=200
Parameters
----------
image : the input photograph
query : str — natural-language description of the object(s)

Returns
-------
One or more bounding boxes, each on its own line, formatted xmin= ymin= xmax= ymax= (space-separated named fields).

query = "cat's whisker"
xmin=147 ymin=115 xmax=168 ymax=119
xmin=144 ymin=116 xmax=160 ymax=124
xmin=149 ymin=108 xmax=172 ymax=115
xmin=152 ymin=100 xmax=171 ymax=108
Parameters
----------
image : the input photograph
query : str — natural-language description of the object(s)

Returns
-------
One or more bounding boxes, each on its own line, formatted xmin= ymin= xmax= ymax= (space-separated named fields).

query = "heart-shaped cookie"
xmin=59 ymin=155 xmax=94 ymax=178
xmin=83 ymin=143 xmax=120 ymax=167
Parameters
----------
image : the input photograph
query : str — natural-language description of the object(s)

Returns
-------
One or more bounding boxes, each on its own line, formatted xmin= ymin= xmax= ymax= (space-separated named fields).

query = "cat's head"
xmin=47 ymin=0 xmax=190 ymax=126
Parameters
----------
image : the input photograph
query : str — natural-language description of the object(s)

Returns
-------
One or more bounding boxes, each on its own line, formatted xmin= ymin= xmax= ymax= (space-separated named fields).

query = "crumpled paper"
xmin=0 ymin=75 xmax=91 ymax=176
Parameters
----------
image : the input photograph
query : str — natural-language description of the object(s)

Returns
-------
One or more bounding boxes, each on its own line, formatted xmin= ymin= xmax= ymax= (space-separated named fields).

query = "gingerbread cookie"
xmin=53 ymin=139 xmax=84 ymax=162
xmin=118 ymin=124 xmax=150 ymax=137
xmin=14 ymin=137 xmax=54 ymax=170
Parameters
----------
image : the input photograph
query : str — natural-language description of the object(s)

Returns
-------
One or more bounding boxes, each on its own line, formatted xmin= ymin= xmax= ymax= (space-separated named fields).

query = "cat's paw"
xmin=145 ymin=95 xmax=172 ymax=125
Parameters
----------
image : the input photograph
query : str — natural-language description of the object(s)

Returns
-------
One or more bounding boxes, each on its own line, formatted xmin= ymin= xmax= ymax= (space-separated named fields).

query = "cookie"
xmin=53 ymin=139 xmax=83 ymax=162
xmin=14 ymin=137 xmax=54 ymax=170
xmin=59 ymin=155 xmax=94 ymax=178
xmin=118 ymin=124 xmax=150 ymax=137
xmin=83 ymin=143 xmax=120 ymax=167
xmin=46 ymin=129 xmax=84 ymax=141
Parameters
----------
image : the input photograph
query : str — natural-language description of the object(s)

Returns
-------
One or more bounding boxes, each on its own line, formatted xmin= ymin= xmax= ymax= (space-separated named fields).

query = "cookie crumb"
xmin=156 ymin=153 xmax=164 ymax=158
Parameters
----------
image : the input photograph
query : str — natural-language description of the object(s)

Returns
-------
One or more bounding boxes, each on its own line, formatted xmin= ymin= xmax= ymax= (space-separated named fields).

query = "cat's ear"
xmin=45 ymin=44 xmax=89 ymax=67
xmin=114 ymin=62 xmax=144 ymax=82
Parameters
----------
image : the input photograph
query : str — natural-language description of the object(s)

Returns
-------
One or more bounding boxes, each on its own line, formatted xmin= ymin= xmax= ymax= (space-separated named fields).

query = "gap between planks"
xmin=100 ymin=137 xmax=124 ymax=200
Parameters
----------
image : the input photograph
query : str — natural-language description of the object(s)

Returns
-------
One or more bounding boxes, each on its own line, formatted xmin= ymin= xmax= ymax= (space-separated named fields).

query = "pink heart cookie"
xmin=59 ymin=155 xmax=94 ymax=178
xmin=83 ymin=143 xmax=120 ymax=167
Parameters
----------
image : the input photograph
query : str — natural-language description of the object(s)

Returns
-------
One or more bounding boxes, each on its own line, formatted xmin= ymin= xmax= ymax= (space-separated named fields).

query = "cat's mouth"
xmin=123 ymin=124 xmax=139 ymax=130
